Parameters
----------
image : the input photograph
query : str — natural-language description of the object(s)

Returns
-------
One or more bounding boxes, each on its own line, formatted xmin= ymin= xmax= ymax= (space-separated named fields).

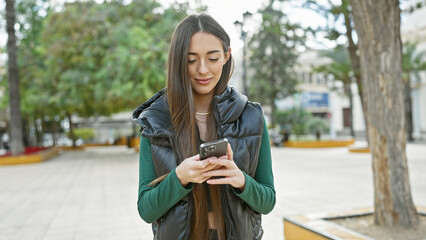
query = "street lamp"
xmin=234 ymin=11 xmax=252 ymax=97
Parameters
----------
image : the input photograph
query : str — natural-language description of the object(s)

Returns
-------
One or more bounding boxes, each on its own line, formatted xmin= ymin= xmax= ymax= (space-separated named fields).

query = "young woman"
xmin=132 ymin=14 xmax=275 ymax=240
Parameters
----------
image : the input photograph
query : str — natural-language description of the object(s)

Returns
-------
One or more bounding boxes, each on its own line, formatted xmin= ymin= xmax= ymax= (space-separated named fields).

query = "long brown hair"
xmin=167 ymin=14 xmax=233 ymax=240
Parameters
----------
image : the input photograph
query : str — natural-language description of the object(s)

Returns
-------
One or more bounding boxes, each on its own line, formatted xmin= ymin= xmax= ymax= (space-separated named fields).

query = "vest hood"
xmin=213 ymin=86 xmax=248 ymax=124
xmin=132 ymin=89 xmax=173 ymax=137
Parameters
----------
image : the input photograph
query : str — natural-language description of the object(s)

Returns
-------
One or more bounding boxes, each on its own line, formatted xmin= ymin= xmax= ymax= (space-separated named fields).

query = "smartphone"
xmin=199 ymin=138 xmax=228 ymax=160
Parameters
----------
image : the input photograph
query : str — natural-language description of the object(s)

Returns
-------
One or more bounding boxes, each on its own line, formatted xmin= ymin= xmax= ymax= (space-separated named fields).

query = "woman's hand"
xmin=203 ymin=144 xmax=246 ymax=191
xmin=175 ymin=154 xmax=220 ymax=187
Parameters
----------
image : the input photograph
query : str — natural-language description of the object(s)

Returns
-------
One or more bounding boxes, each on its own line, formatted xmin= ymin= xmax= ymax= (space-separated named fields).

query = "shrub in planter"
xmin=306 ymin=117 xmax=329 ymax=141
xmin=275 ymin=107 xmax=312 ymax=140
xmin=67 ymin=128 xmax=95 ymax=143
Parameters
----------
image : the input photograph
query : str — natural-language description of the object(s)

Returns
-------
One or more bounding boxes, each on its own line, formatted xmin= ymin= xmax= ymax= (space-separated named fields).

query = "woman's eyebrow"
xmin=188 ymin=50 xmax=221 ymax=55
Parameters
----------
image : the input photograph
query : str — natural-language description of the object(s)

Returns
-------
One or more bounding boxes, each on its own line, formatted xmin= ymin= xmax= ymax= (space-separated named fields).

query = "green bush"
xmin=306 ymin=117 xmax=330 ymax=140
xmin=306 ymin=117 xmax=329 ymax=134
xmin=275 ymin=107 xmax=312 ymax=139
xmin=67 ymin=128 xmax=95 ymax=141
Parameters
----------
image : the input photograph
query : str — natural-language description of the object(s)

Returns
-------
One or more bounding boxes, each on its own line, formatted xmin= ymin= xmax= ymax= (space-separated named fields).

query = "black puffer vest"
xmin=132 ymin=86 xmax=264 ymax=240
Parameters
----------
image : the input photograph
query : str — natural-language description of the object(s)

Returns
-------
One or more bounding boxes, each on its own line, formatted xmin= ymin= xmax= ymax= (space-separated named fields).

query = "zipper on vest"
xmin=212 ymin=99 xmax=222 ymax=138
xmin=221 ymin=185 xmax=233 ymax=239
xmin=183 ymin=194 xmax=193 ymax=239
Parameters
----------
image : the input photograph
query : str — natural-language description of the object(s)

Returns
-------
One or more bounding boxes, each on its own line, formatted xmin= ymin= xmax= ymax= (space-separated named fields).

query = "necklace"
xmin=195 ymin=112 xmax=211 ymax=116
xmin=195 ymin=117 xmax=207 ymax=123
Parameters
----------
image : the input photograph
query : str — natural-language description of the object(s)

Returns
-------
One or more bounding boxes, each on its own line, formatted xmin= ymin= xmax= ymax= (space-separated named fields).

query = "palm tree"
xmin=315 ymin=46 xmax=355 ymax=137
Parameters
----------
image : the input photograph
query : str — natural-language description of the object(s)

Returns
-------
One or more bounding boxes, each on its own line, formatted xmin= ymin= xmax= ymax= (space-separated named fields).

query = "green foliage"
xmin=314 ymin=45 xmax=353 ymax=93
xmin=402 ymin=42 xmax=426 ymax=82
xmin=405 ymin=0 xmax=426 ymax=13
xmin=274 ymin=110 xmax=292 ymax=128
xmin=306 ymin=117 xmax=329 ymax=134
xmin=318 ymin=45 xmax=349 ymax=64
xmin=275 ymin=107 xmax=312 ymax=138
xmin=248 ymin=0 xmax=305 ymax=126
xmin=300 ymin=0 xmax=351 ymax=42
xmin=41 ymin=1 xmax=126 ymax=117
xmin=0 ymin=0 xmax=190 ymax=146
xmin=14 ymin=0 xmax=52 ymax=118
xmin=67 ymin=128 xmax=95 ymax=141
xmin=4 ymin=0 xmax=190 ymax=121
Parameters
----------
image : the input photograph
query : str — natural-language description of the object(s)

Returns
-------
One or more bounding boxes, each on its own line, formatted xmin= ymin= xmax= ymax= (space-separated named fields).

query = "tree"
xmin=93 ymin=1 xmax=189 ymax=110
xmin=5 ymin=0 xmax=25 ymax=155
xmin=39 ymin=0 xmax=188 ymax=146
xmin=16 ymin=0 xmax=53 ymax=146
xmin=315 ymin=45 xmax=354 ymax=137
xmin=301 ymin=0 xmax=367 ymax=141
xmin=248 ymin=0 xmax=305 ymax=127
xmin=1 ymin=0 xmax=191 ymax=146
xmin=350 ymin=0 xmax=419 ymax=228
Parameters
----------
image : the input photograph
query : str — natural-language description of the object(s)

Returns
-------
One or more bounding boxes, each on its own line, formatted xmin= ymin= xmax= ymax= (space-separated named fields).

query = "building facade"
xmin=402 ymin=6 xmax=426 ymax=140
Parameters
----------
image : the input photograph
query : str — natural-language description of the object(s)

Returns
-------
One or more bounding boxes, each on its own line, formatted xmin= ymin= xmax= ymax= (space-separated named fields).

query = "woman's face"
xmin=188 ymin=32 xmax=230 ymax=98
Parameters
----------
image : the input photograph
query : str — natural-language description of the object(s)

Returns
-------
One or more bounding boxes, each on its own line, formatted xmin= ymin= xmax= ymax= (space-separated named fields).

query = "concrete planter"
xmin=57 ymin=145 xmax=86 ymax=151
xmin=283 ymin=207 xmax=426 ymax=240
xmin=284 ymin=139 xmax=355 ymax=148
xmin=128 ymin=137 xmax=139 ymax=149
xmin=0 ymin=147 xmax=61 ymax=166
xmin=84 ymin=143 xmax=112 ymax=147
xmin=348 ymin=146 xmax=370 ymax=153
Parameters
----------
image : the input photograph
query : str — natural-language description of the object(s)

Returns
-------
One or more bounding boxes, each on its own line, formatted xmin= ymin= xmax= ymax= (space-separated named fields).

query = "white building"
xmin=270 ymin=7 xmax=426 ymax=141
xmin=282 ymin=50 xmax=366 ymax=139
xmin=401 ymin=6 xmax=426 ymax=140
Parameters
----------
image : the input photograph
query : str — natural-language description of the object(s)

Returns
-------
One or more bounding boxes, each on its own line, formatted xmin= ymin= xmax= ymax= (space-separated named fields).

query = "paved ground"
xmin=0 ymin=143 xmax=425 ymax=240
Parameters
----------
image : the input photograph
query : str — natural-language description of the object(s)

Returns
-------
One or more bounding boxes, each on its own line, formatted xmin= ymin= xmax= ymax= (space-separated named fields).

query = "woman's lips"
xmin=195 ymin=77 xmax=213 ymax=85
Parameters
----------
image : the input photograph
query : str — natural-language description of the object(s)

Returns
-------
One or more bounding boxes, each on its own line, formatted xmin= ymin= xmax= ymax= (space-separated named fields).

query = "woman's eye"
xmin=209 ymin=58 xmax=219 ymax=62
xmin=188 ymin=59 xmax=196 ymax=63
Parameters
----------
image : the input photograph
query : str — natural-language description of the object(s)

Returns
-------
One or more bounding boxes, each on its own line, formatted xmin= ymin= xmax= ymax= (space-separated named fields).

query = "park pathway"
xmin=0 ymin=144 xmax=425 ymax=240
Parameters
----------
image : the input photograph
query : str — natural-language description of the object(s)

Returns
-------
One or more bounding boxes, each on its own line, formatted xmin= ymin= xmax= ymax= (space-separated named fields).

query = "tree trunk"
xmin=350 ymin=0 xmax=419 ymax=228
xmin=27 ymin=117 xmax=37 ymax=146
xmin=5 ymin=0 xmax=25 ymax=155
xmin=34 ymin=117 xmax=43 ymax=146
xmin=343 ymin=5 xmax=369 ymax=142
xmin=270 ymin=99 xmax=277 ymax=129
xmin=50 ymin=120 xmax=57 ymax=146
xmin=22 ymin=117 xmax=29 ymax=147
xmin=344 ymin=83 xmax=355 ymax=137
xmin=404 ymin=80 xmax=414 ymax=141
xmin=67 ymin=113 xmax=76 ymax=147
xmin=269 ymin=59 xmax=277 ymax=128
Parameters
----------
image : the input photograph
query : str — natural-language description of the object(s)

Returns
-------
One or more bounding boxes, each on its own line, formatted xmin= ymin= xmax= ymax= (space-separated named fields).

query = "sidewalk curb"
xmin=0 ymin=147 xmax=61 ymax=166
xmin=284 ymin=139 xmax=355 ymax=148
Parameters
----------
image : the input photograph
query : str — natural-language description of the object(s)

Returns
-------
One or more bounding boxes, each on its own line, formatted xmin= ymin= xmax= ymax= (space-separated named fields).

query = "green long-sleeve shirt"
xmin=137 ymin=121 xmax=275 ymax=223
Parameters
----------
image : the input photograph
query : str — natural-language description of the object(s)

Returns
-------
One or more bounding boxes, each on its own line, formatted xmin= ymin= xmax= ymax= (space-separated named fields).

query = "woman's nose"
xmin=198 ymin=60 xmax=209 ymax=75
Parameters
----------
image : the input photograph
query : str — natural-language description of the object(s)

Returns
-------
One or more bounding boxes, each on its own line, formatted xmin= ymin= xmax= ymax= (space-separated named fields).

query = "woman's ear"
xmin=223 ymin=47 xmax=231 ymax=65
